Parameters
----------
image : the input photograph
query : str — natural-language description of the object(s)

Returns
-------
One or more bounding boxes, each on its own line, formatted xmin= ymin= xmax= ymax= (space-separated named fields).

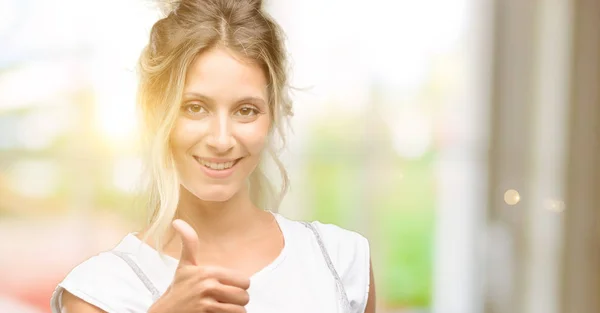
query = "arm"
xmin=60 ymin=290 xmax=107 ymax=313
xmin=364 ymin=258 xmax=376 ymax=313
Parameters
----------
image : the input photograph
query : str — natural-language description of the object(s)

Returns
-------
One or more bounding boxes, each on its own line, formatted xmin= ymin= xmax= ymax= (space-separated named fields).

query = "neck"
xmin=173 ymin=185 xmax=267 ymax=245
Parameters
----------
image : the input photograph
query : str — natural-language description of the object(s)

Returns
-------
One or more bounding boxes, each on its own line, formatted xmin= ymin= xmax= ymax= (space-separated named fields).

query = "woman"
xmin=50 ymin=0 xmax=375 ymax=312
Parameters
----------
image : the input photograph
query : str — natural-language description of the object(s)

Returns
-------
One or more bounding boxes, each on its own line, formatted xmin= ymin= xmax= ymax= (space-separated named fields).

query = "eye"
xmin=235 ymin=106 xmax=260 ymax=117
xmin=182 ymin=103 xmax=207 ymax=115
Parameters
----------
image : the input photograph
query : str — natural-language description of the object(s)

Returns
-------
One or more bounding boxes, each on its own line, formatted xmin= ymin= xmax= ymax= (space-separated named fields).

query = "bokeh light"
xmin=504 ymin=189 xmax=521 ymax=205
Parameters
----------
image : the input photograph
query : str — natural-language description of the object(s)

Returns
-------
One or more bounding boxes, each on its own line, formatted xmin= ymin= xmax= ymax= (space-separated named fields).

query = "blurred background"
xmin=1 ymin=0 xmax=599 ymax=312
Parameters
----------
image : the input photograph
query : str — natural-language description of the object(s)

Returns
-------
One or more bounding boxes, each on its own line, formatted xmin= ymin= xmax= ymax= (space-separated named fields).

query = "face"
xmin=170 ymin=47 xmax=271 ymax=203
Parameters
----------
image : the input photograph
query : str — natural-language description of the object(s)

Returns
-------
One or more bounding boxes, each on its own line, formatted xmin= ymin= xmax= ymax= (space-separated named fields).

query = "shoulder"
xmin=311 ymin=221 xmax=371 ymax=313
xmin=277 ymin=215 xmax=370 ymax=272
xmin=50 ymin=248 xmax=154 ymax=313
xmin=278 ymin=214 xmax=371 ymax=313
xmin=310 ymin=221 xmax=370 ymax=281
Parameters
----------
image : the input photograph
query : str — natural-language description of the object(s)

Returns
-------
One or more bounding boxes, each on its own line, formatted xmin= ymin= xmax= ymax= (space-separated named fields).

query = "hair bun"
xmin=156 ymin=0 xmax=180 ymax=16
xmin=157 ymin=0 xmax=264 ymax=16
xmin=250 ymin=0 xmax=263 ymax=8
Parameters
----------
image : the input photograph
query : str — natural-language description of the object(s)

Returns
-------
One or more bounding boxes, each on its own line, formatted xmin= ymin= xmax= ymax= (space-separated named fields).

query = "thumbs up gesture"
xmin=149 ymin=220 xmax=250 ymax=313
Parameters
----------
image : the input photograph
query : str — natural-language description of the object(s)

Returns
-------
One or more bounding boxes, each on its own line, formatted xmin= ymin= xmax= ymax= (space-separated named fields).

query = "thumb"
xmin=172 ymin=219 xmax=201 ymax=266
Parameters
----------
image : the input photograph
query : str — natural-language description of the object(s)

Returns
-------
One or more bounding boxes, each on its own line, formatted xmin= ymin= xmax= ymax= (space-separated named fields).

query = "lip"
xmin=197 ymin=157 xmax=239 ymax=163
xmin=194 ymin=156 xmax=243 ymax=179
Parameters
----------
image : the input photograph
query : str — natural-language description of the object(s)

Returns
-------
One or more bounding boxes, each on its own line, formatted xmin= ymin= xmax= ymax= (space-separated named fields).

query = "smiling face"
xmin=170 ymin=47 xmax=271 ymax=203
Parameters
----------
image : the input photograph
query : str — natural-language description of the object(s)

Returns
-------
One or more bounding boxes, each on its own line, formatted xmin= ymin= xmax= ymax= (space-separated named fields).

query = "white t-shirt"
xmin=50 ymin=213 xmax=371 ymax=313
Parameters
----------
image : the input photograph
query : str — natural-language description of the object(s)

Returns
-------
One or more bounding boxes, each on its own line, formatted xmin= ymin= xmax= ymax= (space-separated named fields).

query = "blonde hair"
xmin=137 ymin=0 xmax=293 ymax=249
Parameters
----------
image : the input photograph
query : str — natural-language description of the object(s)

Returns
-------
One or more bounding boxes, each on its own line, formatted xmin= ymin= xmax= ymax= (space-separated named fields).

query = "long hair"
xmin=137 ymin=0 xmax=293 ymax=250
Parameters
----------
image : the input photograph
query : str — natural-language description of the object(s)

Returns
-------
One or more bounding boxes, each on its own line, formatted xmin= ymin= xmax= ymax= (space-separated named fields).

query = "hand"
xmin=149 ymin=220 xmax=250 ymax=313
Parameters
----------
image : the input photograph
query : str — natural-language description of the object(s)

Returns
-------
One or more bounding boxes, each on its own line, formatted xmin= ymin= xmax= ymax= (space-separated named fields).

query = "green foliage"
xmin=303 ymin=115 xmax=436 ymax=308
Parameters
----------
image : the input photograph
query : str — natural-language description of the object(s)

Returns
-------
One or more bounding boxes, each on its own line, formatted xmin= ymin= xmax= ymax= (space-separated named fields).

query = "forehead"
xmin=184 ymin=47 xmax=268 ymax=102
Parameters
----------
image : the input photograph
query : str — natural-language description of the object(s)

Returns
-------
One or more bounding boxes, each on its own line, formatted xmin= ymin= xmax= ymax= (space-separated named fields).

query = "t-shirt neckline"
xmin=121 ymin=211 xmax=289 ymax=281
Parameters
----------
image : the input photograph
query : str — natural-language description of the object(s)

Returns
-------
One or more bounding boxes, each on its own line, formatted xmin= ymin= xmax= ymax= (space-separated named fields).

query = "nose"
xmin=205 ymin=113 xmax=235 ymax=153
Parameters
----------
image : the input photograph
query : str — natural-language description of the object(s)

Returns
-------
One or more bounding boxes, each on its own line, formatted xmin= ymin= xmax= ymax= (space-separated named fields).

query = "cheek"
xmin=237 ymin=120 xmax=270 ymax=154
xmin=170 ymin=118 xmax=205 ymax=153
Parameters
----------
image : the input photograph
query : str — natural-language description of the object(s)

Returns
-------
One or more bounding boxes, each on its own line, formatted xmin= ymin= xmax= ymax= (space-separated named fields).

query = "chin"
xmin=190 ymin=184 xmax=241 ymax=203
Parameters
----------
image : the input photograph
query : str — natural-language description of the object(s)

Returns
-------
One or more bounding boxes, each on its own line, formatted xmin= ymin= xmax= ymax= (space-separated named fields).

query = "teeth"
xmin=198 ymin=159 xmax=236 ymax=170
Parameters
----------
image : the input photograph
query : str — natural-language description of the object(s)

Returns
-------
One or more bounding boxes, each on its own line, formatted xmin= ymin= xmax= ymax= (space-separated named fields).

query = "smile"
xmin=197 ymin=158 xmax=239 ymax=170
xmin=193 ymin=156 xmax=243 ymax=178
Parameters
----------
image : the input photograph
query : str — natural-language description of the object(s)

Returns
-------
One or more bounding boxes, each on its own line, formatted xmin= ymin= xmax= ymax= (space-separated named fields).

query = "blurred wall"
xmin=561 ymin=0 xmax=600 ymax=312
xmin=485 ymin=0 xmax=600 ymax=313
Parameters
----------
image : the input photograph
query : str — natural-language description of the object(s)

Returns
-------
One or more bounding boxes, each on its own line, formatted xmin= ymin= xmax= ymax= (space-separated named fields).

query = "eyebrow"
xmin=182 ymin=92 xmax=267 ymax=106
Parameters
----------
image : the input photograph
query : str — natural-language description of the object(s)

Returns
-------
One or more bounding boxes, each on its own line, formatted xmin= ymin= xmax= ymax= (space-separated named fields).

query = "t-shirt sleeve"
xmin=312 ymin=222 xmax=371 ymax=313
xmin=50 ymin=252 xmax=154 ymax=313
